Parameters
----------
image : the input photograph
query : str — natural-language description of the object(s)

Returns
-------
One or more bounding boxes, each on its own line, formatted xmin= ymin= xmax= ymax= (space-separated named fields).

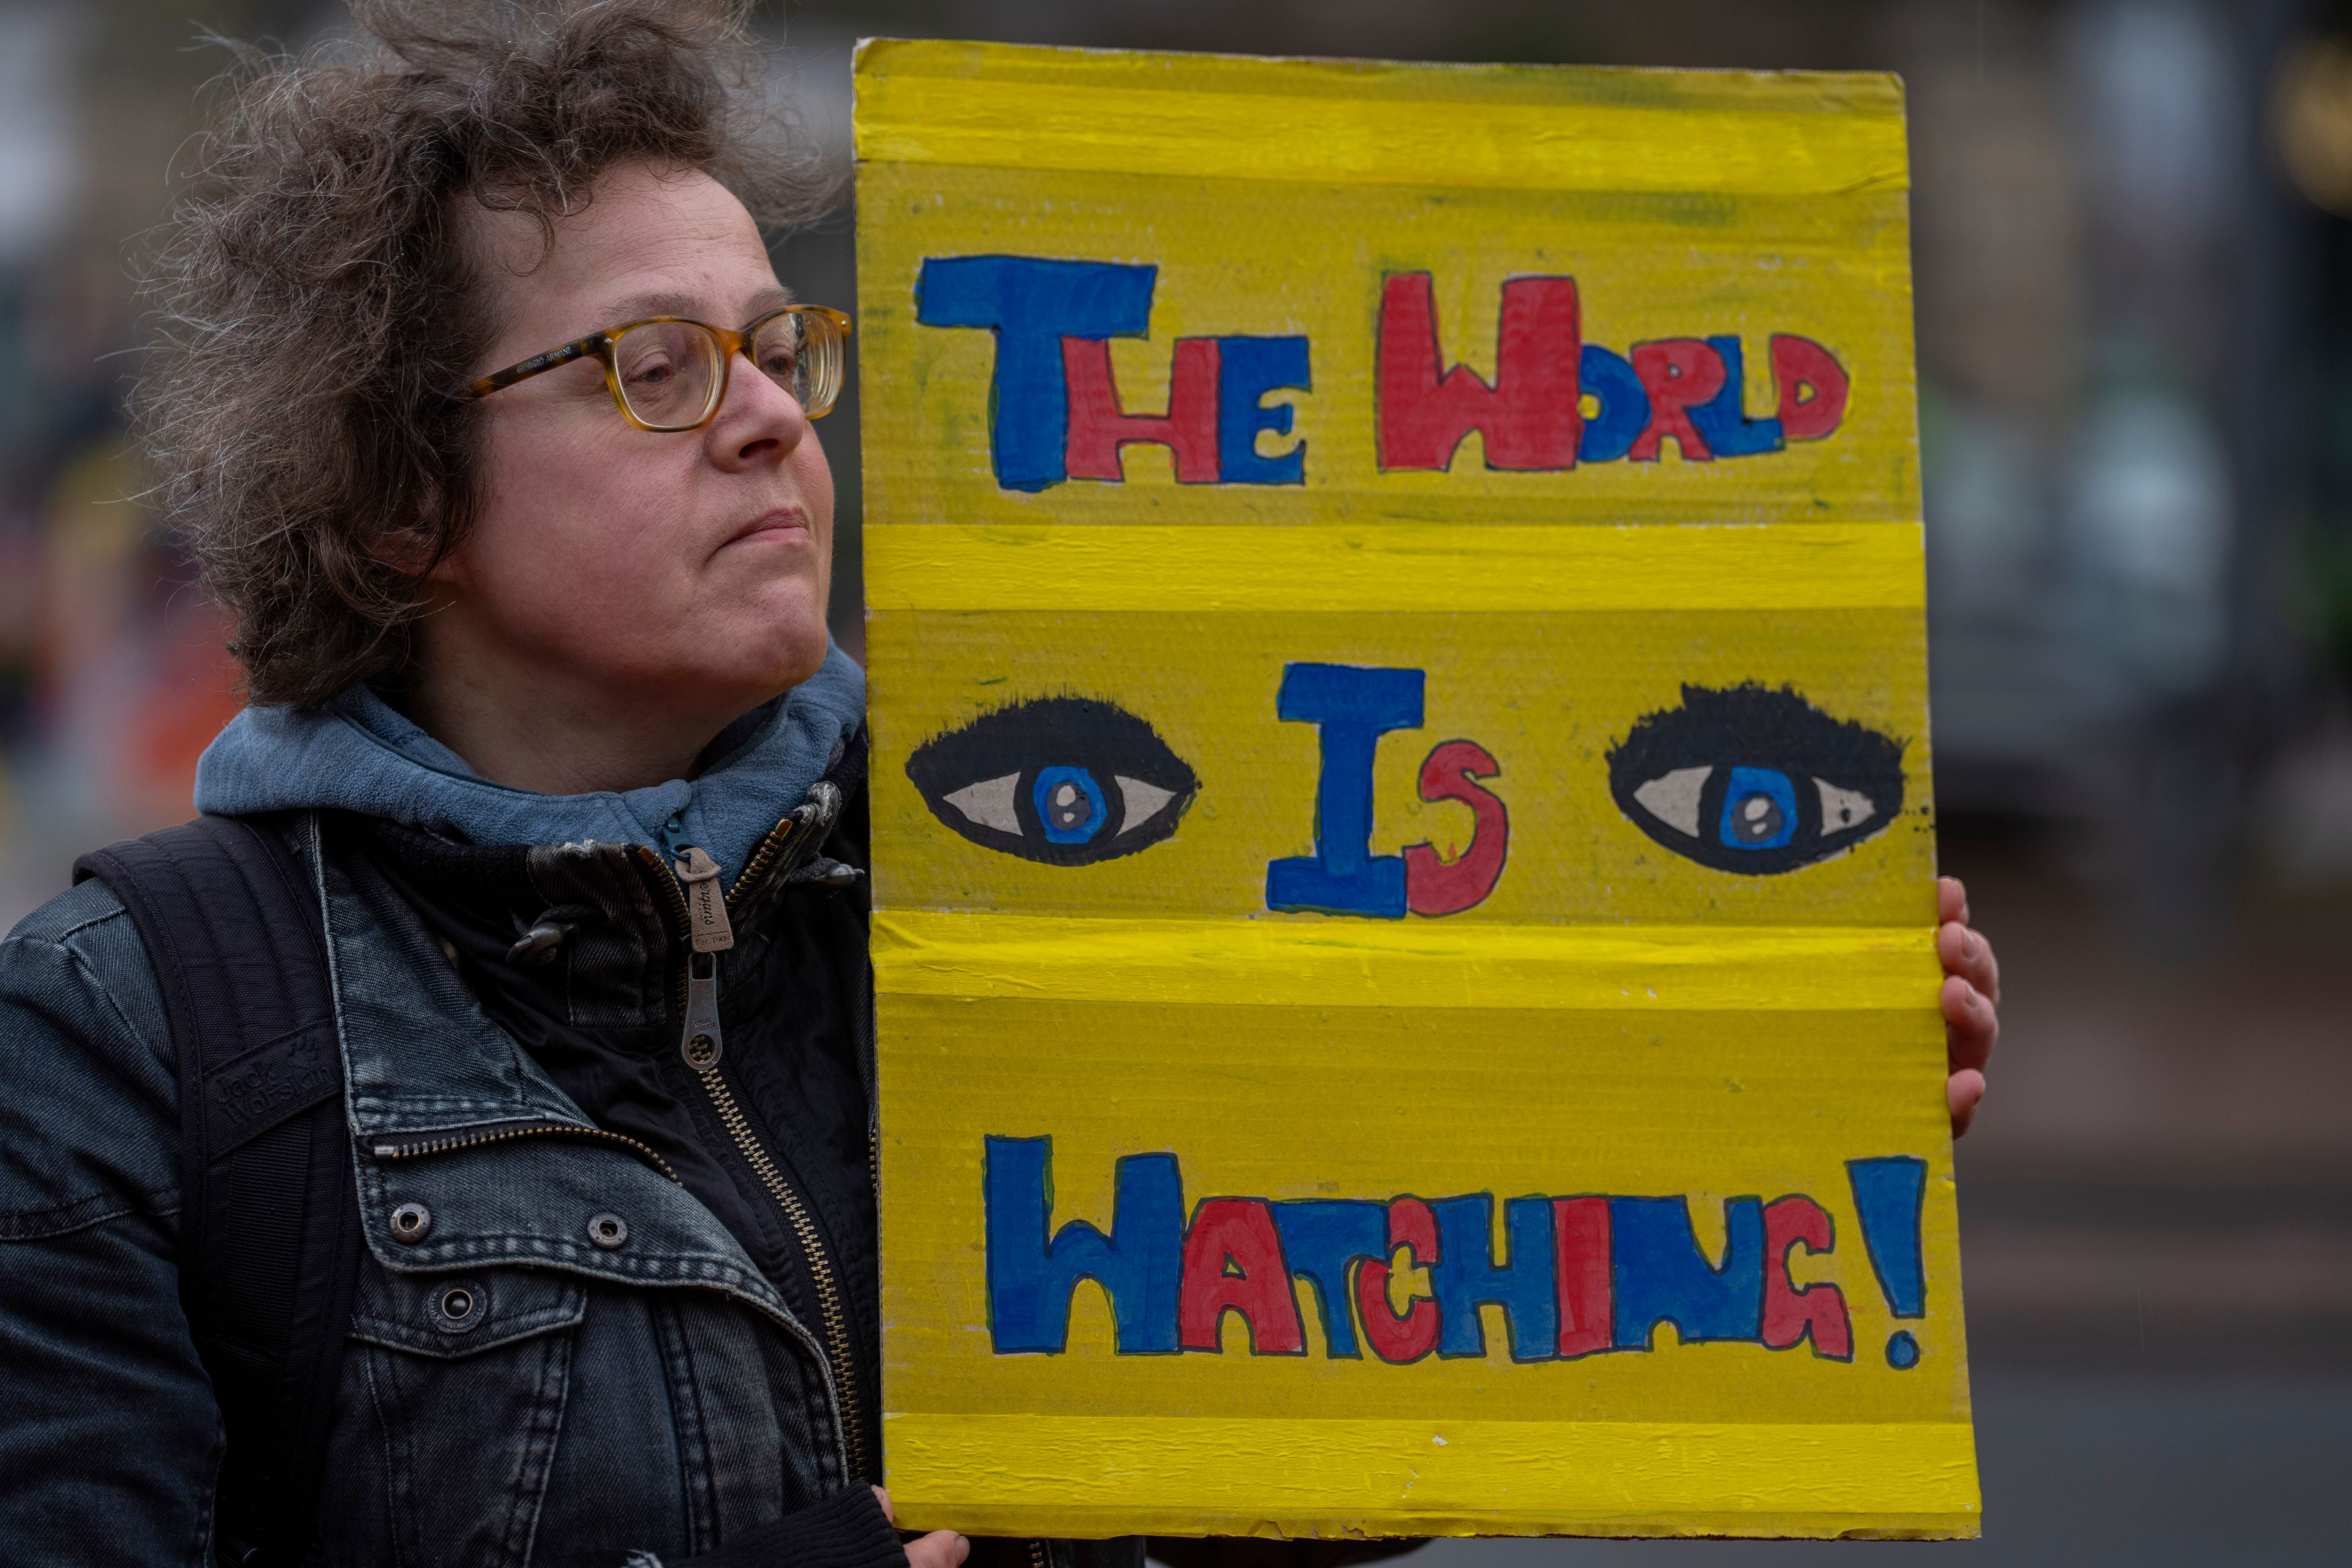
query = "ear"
xmin=369 ymin=483 xmax=462 ymax=583
xmin=417 ymin=535 xmax=469 ymax=588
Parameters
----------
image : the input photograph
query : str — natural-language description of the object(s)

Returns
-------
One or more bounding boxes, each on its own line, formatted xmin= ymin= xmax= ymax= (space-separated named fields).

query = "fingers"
xmin=877 ymin=1491 xmax=967 ymax=1568
xmin=1937 ymin=876 xmax=1999 ymax=1137
xmin=1947 ymin=1067 xmax=1985 ymax=1138
xmin=1942 ymin=974 xmax=1998 ymax=1072
xmin=905 ymin=1531 xmax=971 ymax=1568
xmin=1936 ymin=918 xmax=2000 ymax=1006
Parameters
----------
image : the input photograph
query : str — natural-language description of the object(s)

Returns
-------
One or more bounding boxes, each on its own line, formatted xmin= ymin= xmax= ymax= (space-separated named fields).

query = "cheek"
xmin=462 ymin=421 xmax=701 ymax=639
xmin=794 ymin=430 xmax=839 ymax=570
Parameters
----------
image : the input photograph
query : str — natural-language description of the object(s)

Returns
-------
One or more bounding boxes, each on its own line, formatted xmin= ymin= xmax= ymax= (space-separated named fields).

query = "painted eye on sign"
xmin=1608 ymin=684 xmax=1907 ymax=875
xmin=907 ymin=697 xmax=1199 ymax=866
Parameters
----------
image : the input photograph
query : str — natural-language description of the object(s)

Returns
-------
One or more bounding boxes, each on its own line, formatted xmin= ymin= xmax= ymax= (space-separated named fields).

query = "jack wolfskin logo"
xmin=209 ymin=1030 xmax=336 ymax=1135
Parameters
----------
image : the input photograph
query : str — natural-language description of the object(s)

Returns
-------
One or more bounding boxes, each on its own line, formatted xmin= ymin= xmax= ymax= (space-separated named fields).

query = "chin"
xmin=758 ymin=621 xmax=835 ymax=691
xmin=685 ymin=588 xmax=831 ymax=698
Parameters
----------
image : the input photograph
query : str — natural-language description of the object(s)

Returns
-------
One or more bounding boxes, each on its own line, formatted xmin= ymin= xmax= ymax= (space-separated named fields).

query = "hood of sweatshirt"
xmin=192 ymin=641 xmax=865 ymax=890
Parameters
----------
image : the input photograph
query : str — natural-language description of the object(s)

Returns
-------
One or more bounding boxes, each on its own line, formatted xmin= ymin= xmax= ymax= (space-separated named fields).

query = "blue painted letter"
xmin=1687 ymin=335 xmax=1784 ymax=458
xmin=1272 ymin=1200 xmax=1389 ymax=1357
xmin=1611 ymin=1196 xmax=1766 ymax=1348
xmin=1266 ymin=663 xmax=1425 ymax=918
xmin=1217 ymin=335 xmax=1311 ymax=484
xmin=914 ymin=257 xmax=1158 ymax=492
xmin=985 ymin=1135 xmax=1183 ymax=1354
xmin=1430 ymin=1194 xmax=1559 ymax=1360
xmin=1577 ymin=344 xmax=1651 ymax=463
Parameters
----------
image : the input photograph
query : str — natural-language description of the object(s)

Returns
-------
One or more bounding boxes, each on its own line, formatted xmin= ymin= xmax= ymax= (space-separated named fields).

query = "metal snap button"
xmin=390 ymin=1202 xmax=432 ymax=1243
xmin=429 ymin=1279 xmax=486 ymax=1335
xmin=587 ymin=1212 xmax=629 ymax=1250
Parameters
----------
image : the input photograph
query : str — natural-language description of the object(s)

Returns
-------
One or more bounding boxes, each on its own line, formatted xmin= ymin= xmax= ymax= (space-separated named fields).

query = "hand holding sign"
xmin=1938 ymin=876 xmax=2002 ymax=1137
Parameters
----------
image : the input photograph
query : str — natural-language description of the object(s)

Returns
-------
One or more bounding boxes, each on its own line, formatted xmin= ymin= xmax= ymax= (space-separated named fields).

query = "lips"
xmin=726 ymin=507 xmax=811 ymax=546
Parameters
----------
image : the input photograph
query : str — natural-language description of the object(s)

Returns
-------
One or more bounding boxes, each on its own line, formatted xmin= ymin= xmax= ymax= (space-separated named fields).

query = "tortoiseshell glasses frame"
xmin=465 ymin=304 xmax=851 ymax=432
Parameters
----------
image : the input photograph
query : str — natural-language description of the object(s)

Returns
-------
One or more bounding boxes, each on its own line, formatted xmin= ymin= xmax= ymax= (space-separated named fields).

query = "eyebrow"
xmin=592 ymin=282 xmax=796 ymax=330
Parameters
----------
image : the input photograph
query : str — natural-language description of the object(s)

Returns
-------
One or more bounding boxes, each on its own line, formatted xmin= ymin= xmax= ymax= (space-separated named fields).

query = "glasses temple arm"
xmin=467 ymin=337 xmax=598 ymax=397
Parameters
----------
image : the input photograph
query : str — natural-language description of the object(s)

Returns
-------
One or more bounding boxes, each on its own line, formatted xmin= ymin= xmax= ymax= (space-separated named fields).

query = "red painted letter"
xmin=1761 ymin=1196 xmax=1852 ymax=1360
xmin=1064 ymin=336 xmax=1222 ymax=482
xmin=1628 ymin=338 xmax=1727 ymax=461
xmin=1404 ymin=741 xmax=1509 ymax=916
xmin=1179 ymin=1197 xmax=1305 ymax=1354
xmin=1356 ymin=1197 xmax=1441 ymax=1363
xmin=1553 ymin=1196 xmax=1613 ymax=1358
xmin=1770 ymin=334 xmax=1850 ymax=441
xmin=1376 ymin=273 xmax=1581 ymax=472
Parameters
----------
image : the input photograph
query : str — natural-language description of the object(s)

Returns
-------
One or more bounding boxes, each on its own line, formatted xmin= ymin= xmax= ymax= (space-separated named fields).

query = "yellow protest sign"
xmin=856 ymin=40 xmax=1974 ymax=1542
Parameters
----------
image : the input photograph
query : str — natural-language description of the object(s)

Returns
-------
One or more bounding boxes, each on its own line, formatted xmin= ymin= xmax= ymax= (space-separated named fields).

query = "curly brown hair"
xmin=134 ymin=0 xmax=835 ymax=707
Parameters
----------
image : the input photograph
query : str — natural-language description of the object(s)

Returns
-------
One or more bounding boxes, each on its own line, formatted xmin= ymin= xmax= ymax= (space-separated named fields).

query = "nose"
xmin=704 ymin=351 xmax=809 ymax=470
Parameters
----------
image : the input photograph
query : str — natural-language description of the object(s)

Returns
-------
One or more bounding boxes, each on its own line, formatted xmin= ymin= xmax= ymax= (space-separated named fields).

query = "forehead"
xmin=464 ymin=163 xmax=784 ymax=343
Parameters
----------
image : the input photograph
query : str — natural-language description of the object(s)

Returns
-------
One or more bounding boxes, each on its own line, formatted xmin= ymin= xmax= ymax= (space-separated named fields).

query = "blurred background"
xmin=0 ymin=0 xmax=2345 ymax=1560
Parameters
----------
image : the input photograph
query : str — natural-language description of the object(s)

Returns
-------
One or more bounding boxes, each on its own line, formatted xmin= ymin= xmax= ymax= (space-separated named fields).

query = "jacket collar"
xmin=195 ymin=644 xmax=865 ymax=896
xmin=295 ymin=812 xmax=800 ymax=1318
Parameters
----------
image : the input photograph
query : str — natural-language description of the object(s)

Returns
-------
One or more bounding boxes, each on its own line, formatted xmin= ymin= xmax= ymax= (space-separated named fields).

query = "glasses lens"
xmin=613 ymin=321 xmax=722 ymax=429
xmin=752 ymin=310 xmax=842 ymax=417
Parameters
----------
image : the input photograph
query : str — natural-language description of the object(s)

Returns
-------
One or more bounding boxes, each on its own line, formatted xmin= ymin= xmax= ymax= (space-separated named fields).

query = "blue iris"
xmin=1718 ymin=766 xmax=1797 ymax=851
xmin=1033 ymin=766 xmax=1109 ymax=845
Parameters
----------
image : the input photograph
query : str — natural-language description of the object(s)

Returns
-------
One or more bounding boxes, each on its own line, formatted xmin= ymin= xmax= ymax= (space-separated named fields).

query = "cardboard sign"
xmin=856 ymin=40 xmax=1975 ymax=1542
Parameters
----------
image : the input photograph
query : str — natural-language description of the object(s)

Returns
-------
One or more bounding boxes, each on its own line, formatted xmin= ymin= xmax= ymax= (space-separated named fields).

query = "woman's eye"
xmin=760 ymin=348 xmax=799 ymax=379
xmin=624 ymin=356 xmax=676 ymax=386
xmin=1607 ymin=684 xmax=1905 ymax=875
xmin=907 ymin=697 xmax=1199 ymax=866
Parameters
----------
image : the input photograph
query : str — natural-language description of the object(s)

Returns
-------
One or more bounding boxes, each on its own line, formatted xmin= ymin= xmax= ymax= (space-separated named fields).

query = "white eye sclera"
xmin=1817 ymin=778 xmax=1875 ymax=831
xmin=944 ymin=771 xmax=1180 ymax=840
xmin=942 ymin=774 xmax=1020 ymax=834
xmin=1629 ymin=766 xmax=1879 ymax=840
xmin=1632 ymin=765 xmax=1711 ymax=837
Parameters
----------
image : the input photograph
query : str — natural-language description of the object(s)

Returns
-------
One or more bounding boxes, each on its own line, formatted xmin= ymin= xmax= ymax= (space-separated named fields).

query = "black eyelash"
xmin=1606 ymin=683 xmax=1906 ymax=875
xmin=905 ymin=696 xmax=1200 ymax=867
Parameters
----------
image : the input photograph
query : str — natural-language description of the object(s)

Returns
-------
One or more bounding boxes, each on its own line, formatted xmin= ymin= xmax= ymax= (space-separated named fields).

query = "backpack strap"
xmin=75 ymin=812 xmax=361 ymax=1568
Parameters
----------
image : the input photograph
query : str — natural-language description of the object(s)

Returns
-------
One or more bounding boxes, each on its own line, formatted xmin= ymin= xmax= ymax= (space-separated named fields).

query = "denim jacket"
xmin=0 ymin=810 xmax=899 ymax=1567
xmin=1 ymin=658 xmax=1150 ymax=1568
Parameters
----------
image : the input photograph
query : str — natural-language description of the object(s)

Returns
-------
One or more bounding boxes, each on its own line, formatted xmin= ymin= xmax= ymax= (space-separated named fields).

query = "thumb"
xmin=871 ymin=1485 xmax=896 ymax=1526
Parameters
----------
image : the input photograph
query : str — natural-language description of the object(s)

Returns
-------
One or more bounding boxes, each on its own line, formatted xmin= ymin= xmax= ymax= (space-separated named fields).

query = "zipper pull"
xmin=682 ymin=949 xmax=725 ymax=1071
xmin=674 ymin=847 xmax=735 ymax=953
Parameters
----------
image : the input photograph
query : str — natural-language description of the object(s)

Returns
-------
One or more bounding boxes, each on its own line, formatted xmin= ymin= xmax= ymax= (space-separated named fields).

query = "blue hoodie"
xmin=192 ymin=643 xmax=865 ymax=886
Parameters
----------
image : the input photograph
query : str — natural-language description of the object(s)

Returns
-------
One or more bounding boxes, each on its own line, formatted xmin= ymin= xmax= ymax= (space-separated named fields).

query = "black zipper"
xmin=636 ymin=826 xmax=873 ymax=1477
xmin=371 ymin=1118 xmax=680 ymax=1183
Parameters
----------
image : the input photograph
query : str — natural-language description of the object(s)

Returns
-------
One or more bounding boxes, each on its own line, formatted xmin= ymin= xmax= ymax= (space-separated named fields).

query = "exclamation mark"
xmin=1846 ymin=1156 xmax=1928 ymax=1368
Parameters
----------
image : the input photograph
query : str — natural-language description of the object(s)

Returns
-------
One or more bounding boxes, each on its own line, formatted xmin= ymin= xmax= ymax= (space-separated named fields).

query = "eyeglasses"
xmin=466 ymin=304 xmax=851 ymax=432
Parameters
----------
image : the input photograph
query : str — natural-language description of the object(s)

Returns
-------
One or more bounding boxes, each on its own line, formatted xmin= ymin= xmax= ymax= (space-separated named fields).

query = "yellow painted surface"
xmin=854 ymin=42 xmax=1909 ymax=198
xmin=864 ymin=523 xmax=1926 ymax=613
xmin=886 ymin=1415 xmax=1979 ymax=1538
xmin=856 ymin=39 xmax=1972 ymax=1540
xmin=873 ymin=912 xmax=1938 ymax=1012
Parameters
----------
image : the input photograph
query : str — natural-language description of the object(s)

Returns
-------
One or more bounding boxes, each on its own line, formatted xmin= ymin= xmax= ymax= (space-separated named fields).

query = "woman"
xmin=0 ymin=3 xmax=2002 ymax=1566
